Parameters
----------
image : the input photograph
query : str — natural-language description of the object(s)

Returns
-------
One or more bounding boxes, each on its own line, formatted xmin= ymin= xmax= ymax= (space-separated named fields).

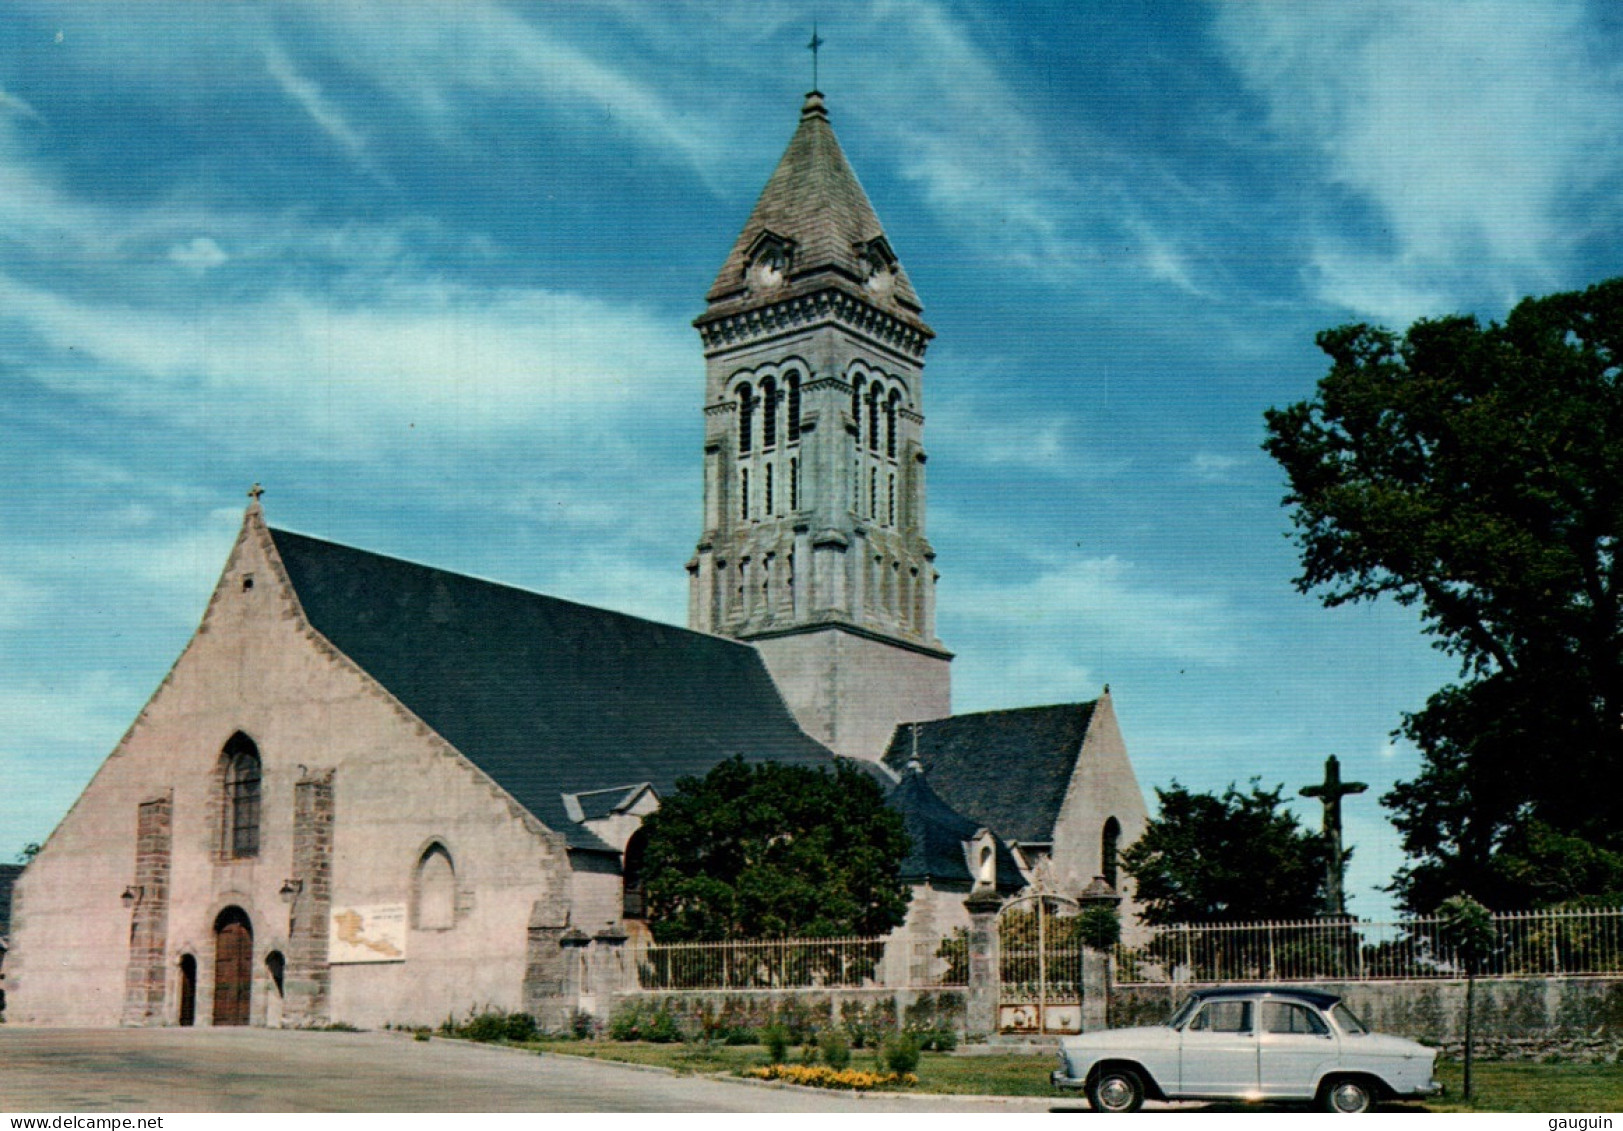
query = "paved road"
xmin=0 ymin=1028 xmax=1063 ymax=1113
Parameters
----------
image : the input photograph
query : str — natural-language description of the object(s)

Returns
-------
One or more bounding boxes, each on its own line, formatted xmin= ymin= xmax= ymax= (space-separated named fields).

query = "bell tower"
xmin=688 ymin=91 xmax=952 ymax=761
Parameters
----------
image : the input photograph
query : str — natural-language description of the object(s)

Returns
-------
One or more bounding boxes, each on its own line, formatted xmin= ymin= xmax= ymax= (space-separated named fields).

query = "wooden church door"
xmin=212 ymin=908 xmax=253 ymax=1026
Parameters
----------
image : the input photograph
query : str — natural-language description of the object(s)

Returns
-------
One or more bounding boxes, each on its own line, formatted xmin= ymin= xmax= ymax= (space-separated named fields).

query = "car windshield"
xmin=1168 ymin=996 xmax=1200 ymax=1029
xmin=1331 ymin=1002 xmax=1369 ymax=1035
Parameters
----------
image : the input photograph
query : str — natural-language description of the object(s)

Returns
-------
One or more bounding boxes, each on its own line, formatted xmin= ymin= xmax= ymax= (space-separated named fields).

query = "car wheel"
xmin=1087 ymin=1067 xmax=1146 ymax=1113
xmin=1321 ymin=1077 xmax=1375 ymax=1113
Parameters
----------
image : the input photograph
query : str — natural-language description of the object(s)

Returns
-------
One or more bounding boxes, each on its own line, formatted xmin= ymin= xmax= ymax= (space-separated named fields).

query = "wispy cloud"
xmin=1213 ymin=1 xmax=1623 ymax=322
xmin=952 ymin=555 xmax=1241 ymax=667
xmin=1 ymin=273 xmax=693 ymax=454
xmin=263 ymin=40 xmax=390 ymax=184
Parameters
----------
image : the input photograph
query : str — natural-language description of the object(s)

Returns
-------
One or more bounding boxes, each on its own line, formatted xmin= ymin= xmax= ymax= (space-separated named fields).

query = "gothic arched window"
xmin=622 ymin=827 xmax=650 ymax=919
xmin=761 ymin=376 xmax=778 ymax=450
xmin=223 ymin=732 xmax=261 ymax=859
xmin=765 ymin=461 xmax=775 ymax=515
xmin=1102 ymin=817 xmax=1122 ymax=888
xmin=851 ymin=379 xmax=864 ymax=445
xmin=414 ymin=842 xmax=456 ymax=930
xmin=789 ymin=457 xmax=799 ymax=510
xmin=787 ymin=371 xmax=801 ymax=442
xmin=886 ymin=390 xmax=900 ymax=458
xmin=740 ymin=468 xmax=750 ymax=521
xmin=737 ymin=386 xmax=754 ymax=455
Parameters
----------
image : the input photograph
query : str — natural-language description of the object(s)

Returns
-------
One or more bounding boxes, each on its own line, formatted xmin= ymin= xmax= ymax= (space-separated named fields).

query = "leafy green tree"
xmin=1263 ymin=278 xmax=1623 ymax=911
xmin=1119 ymin=781 xmax=1332 ymax=924
xmin=638 ymin=757 xmax=911 ymax=943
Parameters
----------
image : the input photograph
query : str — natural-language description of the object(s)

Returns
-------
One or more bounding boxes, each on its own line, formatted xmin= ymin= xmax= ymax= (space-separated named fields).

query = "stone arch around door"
xmin=212 ymin=906 xmax=254 ymax=1026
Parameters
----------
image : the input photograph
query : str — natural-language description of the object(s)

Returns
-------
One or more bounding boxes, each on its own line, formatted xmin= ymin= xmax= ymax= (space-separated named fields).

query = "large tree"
xmin=637 ymin=757 xmax=912 ymax=943
xmin=1120 ymin=781 xmax=1332 ymax=924
xmin=1263 ymin=278 xmax=1623 ymax=911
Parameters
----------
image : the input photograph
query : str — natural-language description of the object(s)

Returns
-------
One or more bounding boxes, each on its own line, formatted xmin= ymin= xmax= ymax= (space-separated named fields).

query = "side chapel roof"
xmin=881 ymin=702 xmax=1101 ymax=845
xmin=889 ymin=767 xmax=1023 ymax=891
xmin=703 ymin=91 xmax=926 ymax=324
xmin=268 ymin=528 xmax=835 ymax=852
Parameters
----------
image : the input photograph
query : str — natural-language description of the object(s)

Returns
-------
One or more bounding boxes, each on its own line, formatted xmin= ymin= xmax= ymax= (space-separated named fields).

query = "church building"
xmin=5 ymin=91 xmax=1147 ymax=1029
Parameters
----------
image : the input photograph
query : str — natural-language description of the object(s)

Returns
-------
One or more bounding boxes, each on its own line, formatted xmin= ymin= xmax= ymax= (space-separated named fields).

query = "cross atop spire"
xmin=807 ymin=23 xmax=824 ymax=93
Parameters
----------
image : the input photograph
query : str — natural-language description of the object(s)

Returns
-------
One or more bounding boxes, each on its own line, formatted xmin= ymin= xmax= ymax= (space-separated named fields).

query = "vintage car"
xmin=1052 ymin=986 xmax=1443 ymax=1112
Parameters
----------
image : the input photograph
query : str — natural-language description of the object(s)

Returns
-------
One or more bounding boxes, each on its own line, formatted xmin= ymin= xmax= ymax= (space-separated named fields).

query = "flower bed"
xmin=745 ymin=1064 xmax=919 ymax=1091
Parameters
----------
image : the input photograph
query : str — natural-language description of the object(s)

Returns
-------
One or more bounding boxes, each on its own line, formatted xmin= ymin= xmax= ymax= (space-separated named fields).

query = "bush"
xmin=607 ymin=1003 xmax=643 ymax=1042
xmin=569 ymin=1009 xmax=596 ymax=1040
xmin=459 ymin=1011 xmax=511 ymax=1043
xmin=881 ymin=1032 xmax=921 ymax=1075
xmin=763 ymin=1023 xmax=791 ymax=1065
xmin=909 ymin=1026 xmax=956 ymax=1052
xmin=820 ymin=1029 xmax=852 ymax=1070
xmin=644 ymin=1009 xmax=683 ymax=1044
xmin=1077 ymin=904 xmax=1122 ymax=951
xmin=505 ymin=1012 xmax=539 ymax=1042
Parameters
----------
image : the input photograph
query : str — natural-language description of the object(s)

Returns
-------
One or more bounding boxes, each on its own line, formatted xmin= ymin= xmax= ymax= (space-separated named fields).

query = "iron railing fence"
xmin=632 ymin=934 xmax=970 ymax=992
xmin=1115 ymin=906 xmax=1623 ymax=985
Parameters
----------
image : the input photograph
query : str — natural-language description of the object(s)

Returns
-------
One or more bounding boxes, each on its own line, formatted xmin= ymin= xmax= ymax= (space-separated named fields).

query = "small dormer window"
xmin=745 ymin=231 xmax=796 ymax=293
xmin=856 ymin=237 xmax=898 ymax=299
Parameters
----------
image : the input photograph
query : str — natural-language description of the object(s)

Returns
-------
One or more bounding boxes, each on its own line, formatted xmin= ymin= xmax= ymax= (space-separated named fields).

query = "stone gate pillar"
xmin=963 ymin=888 xmax=1003 ymax=1039
xmin=1079 ymin=876 xmax=1122 ymax=1033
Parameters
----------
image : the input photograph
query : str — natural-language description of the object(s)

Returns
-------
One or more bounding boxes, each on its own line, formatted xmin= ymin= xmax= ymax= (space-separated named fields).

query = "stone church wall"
xmin=1046 ymin=694 xmax=1149 ymax=932
xmin=7 ymin=514 xmax=571 ymax=1029
xmin=753 ymin=628 xmax=950 ymax=762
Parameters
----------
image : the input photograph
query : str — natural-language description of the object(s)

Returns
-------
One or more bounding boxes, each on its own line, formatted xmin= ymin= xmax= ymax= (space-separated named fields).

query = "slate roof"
xmin=704 ymin=92 xmax=924 ymax=320
xmin=889 ymin=768 xmax=1023 ymax=891
xmin=0 ymin=863 xmax=21 ymax=937
xmin=880 ymin=703 xmax=1099 ymax=845
xmin=269 ymin=529 xmax=836 ymax=852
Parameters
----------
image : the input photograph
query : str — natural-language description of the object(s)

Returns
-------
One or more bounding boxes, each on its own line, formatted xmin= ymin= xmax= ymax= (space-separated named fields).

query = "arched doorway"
xmin=177 ymin=955 xmax=198 ymax=1027
xmin=212 ymin=907 xmax=253 ymax=1026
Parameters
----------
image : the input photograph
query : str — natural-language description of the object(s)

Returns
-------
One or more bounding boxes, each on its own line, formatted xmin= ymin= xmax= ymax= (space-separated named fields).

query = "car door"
xmin=1257 ymin=1000 xmax=1337 ymax=1099
xmin=1178 ymin=999 xmax=1258 ymax=1098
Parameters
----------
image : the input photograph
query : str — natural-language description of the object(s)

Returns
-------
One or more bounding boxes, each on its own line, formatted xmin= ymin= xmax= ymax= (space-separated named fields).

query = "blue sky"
xmin=4 ymin=1 xmax=1621 ymax=919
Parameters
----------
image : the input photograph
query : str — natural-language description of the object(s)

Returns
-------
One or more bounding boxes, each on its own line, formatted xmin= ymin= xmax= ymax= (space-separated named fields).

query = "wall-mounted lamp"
xmin=120 ymin=885 xmax=144 ymax=911
xmin=278 ymin=878 xmax=303 ymax=904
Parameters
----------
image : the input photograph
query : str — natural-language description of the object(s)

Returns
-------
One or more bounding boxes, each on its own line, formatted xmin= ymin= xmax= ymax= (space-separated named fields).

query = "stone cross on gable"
xmin=1300 ymin=754 xmax=1367 ymax=918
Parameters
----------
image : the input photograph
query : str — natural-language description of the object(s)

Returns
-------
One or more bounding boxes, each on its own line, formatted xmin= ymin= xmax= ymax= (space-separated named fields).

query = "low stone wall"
xmin=608 ymin=988 xmax=966 ymax=1042
xmin=1114 ymin=976 xmax=1623 ymax=1058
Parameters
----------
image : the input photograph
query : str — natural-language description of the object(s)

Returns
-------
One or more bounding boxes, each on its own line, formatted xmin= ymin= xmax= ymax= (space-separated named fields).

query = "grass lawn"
xmin=523 ymin=1039 xmax=1062 ymax=1096
xmin=522 ymin=1039 xmax=1623 ymax=1110
xmin=1427 ymin=1059 xmax=1623 ymax=1113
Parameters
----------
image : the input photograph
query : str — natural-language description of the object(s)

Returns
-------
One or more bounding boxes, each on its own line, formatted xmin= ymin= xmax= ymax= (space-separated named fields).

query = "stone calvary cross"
xmin=1300 ymin=754 xmax=1367 ymax=918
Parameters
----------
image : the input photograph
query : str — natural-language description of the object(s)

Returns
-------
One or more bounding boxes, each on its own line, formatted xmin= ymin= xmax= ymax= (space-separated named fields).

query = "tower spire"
xmin=687 ymin=91 xmax=951 ymax=762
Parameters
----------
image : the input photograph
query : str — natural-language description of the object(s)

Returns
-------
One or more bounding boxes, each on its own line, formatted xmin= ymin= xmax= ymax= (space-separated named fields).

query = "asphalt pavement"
xmin=0 ymin=1028 xmax=1064 ymax=1113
